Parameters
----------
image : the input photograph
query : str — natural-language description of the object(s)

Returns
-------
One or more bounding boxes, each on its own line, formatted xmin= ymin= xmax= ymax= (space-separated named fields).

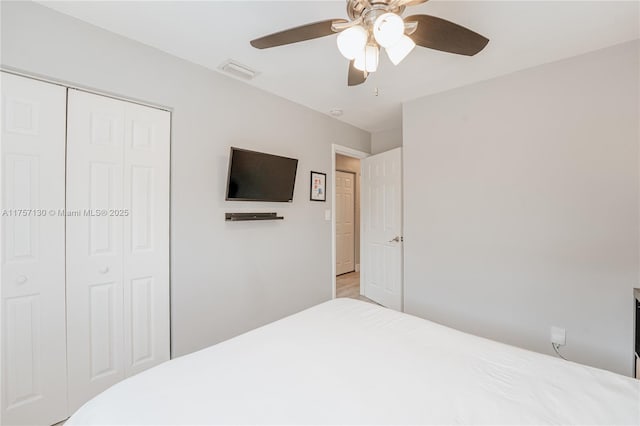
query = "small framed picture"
xmin=310 ymin=171 xmax=326 ymax=202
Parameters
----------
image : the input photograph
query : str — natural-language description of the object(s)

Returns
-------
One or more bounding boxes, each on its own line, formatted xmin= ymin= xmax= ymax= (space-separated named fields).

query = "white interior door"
xmin=336 ymin=170 xmax=355 ymax=275
xmin=361 ymin=147 xmax=403 ymax=310
xmin=66 ymin=90 xmax=126 ymax=412
xmin=122 ymin=100 xmax=170 ymax=378
xmin=66 ymin=89 xmax=170 ymax=412
xmin=1 ymin=73 xmax=68 ymax=425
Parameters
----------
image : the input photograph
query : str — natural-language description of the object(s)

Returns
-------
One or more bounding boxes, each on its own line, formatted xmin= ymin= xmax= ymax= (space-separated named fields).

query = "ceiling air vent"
xmin=218 ymin=60 xmax=259 ymax=81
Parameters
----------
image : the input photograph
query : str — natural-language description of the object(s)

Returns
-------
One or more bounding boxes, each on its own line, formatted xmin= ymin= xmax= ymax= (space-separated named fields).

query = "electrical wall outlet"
xmin=551 ymin=326 xmax=566 ymax=346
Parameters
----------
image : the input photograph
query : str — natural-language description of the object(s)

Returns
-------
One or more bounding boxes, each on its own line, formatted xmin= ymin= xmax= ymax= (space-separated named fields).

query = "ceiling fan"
xmin=250 ymin=0 xmax=489 ymax=86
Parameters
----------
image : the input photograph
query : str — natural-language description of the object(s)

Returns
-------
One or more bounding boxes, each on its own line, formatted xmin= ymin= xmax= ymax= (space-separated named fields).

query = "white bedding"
xmin=68 ymin=298 xmax=640 ymax=425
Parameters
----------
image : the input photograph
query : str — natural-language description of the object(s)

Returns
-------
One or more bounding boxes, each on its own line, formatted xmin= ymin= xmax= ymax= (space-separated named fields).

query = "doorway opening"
xmin=335 ymin=166 xmax=359 ymax=298
xmin=331 ymin=144 xmax=404 ymax=310
xmin=331 ymin=145 xmax=372 ymax=303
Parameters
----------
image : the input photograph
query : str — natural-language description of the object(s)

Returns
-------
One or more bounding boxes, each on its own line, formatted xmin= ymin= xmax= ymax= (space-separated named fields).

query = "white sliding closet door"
xmin=1 ymin=73 xmax=68 ymax=425
xmin=66 ymin=89 xmax=170 ymax=412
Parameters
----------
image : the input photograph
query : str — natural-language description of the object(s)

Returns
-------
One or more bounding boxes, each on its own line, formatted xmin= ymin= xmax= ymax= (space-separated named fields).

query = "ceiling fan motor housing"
xmin=347 ymin=0 xmax=406 ymax=21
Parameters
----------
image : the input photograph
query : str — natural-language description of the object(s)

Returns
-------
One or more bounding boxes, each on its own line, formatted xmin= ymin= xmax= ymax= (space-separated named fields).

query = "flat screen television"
xmin=225 ymin=147 xmax=298 ymax=202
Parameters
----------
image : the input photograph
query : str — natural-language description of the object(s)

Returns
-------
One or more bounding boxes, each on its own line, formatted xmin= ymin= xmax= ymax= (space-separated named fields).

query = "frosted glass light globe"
xmin=353 ymin=45 xmax=379 ymax=73
xmin=365 ymin=44 xmax=379 ymax=73
xmin=373 ymin=13 xmax=405 ymax=48
xmin=386 ymin=35 xmax=416 ymax=65
xmin=337 ymin=26 xmax=368 ymax=60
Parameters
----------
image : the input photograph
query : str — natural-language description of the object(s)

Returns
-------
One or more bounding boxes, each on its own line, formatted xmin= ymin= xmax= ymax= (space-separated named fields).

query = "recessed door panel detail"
xmin=370 ymin=243 xmax=383 ymax=289
xmin=131 ymin=166 xmax=154 ymax=252
xmin=4 ymin=154 xmax=38 ymax=262
xmin=89 ymin=282 xmax=116 ymax=379
xmin=90 ymin=113 xmax=117 ymax=146
xmin=385 ymin=184 xmax=396 ymax=231
xmin=5 ymin=97 xmax=39 ymax=135
xmin=4 ymin=295 xmax=42 ymax=409
xmin=130 ymin=277 xmax=154 ymax=366
xmin=131 ymin=121 xmax=154 ymax=151
xmin=89 ymin=162 xmax=117 ymax=255
xmin=384 ymin=245 xmax=399 ymax=292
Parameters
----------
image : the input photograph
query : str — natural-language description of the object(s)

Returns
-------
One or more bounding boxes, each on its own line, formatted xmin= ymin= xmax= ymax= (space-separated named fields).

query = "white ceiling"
xmin=39 ymin=1 xmax=639 ymax=133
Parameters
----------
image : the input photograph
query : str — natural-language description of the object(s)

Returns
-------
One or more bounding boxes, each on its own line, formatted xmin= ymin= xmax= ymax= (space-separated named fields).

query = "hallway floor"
xmin=336 ymin=271 xmax=377 ymax=304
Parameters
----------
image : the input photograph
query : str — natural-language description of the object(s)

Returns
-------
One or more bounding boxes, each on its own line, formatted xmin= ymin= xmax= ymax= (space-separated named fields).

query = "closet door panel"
xmin=1 ymin=72 xmax=68 ymax=425
xmin=123 ymin=103 xmax=170 ymax=377
xmin=66 ymin=89 xmax=170 ymax=411
xmin=66 ymin=89 xmax=125 ymax=413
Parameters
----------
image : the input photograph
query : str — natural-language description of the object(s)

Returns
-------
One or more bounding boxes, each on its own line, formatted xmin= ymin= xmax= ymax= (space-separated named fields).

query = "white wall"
xmin=1 ymin=1 xmax=370 ymax=357
xmin=403 ymin=40 xmax=639 ymax=376
xmin=371 ymin=127 xmax=402 ymax=154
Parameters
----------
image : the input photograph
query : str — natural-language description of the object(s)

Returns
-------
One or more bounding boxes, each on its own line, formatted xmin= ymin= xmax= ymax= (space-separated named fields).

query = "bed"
xmin=68 ymin=298 xmax=640 ymax=425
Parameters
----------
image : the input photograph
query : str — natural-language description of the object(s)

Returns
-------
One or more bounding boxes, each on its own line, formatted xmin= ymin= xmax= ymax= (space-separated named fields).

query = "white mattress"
xmin=68 ymin=298 xmax=640 ymax=425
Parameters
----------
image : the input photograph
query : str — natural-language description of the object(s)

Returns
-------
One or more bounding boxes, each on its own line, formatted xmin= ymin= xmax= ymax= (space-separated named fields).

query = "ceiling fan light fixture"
xmin=249 ymin=1 xmax=490 ymax=88
xmin=336 ymin=25 xmax=368 ymax=60
xmin=365 ymin=44 xmax=379 ymax=73
xmin=373 ymin=13 xmax=405 ymax=48
xmin=386 ymin=35 xmax=416 ymax=65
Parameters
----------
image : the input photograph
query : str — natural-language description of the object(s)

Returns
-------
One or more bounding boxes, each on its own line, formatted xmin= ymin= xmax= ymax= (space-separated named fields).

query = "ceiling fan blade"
xmin=405 ymin=14 xmax=489 ymax=56
xmin=389 ymin=0 xmax=428 ymax=8
xmin=348 ymin=60 xmax=367 ymax=86
xmin=250 ymin=19 xmax=348 ymax=49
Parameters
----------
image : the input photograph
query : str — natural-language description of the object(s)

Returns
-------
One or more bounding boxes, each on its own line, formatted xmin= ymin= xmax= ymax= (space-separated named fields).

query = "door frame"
xmin=331 ymin=144 xmax=369 ymax=299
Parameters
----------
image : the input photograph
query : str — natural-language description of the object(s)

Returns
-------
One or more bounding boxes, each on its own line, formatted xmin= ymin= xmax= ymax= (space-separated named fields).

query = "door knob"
xmin=16 ymin=275 xmax=28 ymax=284
xmin=388 ymin=236 xmax=403 ymax=243
xmin=99 ymin=266 xmax=110 ymax=274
